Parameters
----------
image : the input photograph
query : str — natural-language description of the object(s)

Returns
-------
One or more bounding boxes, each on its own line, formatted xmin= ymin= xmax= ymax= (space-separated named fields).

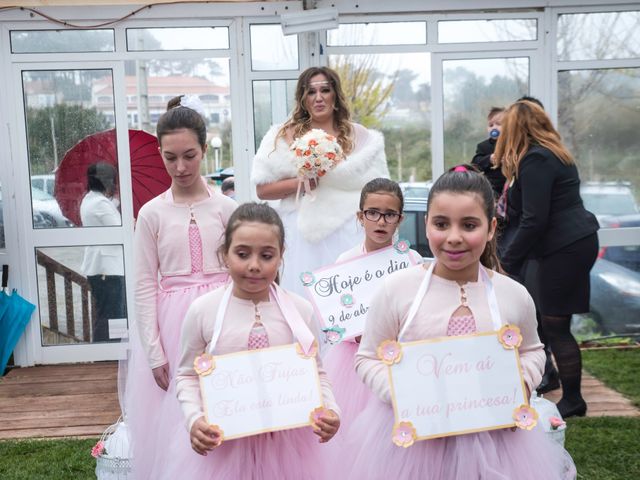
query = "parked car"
xmin=597 ymin=214 xmax=640 ymax=272
xmin=580 ymin=181 xmax=638 ymax=222
xmin=30 ymin=174 xmax=56 ymax=196
xmin=399 ymin=181 xmax=432 ymax=201
xmin=399 ymin=198 xmax=433 ymax=259
xmin=31 ymin=187 xmax=73 ymax=227
xmin=589 ymin=258 xmax=640 ymax=334
xmin=0 ymin=189 xmax=66 ymax=245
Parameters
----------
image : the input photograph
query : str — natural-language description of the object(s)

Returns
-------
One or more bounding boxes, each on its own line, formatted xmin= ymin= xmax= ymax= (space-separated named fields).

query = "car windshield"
xmin=31 ymin=187 xmax=54 ymax=201
xmin=403 ymin=187 xmax=429 ymax=199
xmin=581 ymin=192 xmax=638 ymax=216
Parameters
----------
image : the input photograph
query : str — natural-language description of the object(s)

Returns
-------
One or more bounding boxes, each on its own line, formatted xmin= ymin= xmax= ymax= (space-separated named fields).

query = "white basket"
xmin=530 ymin=392 xmax=567 ymax=448
xmin=95 ymin=417 xmax=133 ymax=480
xmin=548 ymin=425 xmax=567 ymax=447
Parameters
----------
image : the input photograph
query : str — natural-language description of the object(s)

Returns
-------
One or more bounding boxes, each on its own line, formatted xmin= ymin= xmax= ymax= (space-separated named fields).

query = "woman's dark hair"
xmin=86 ymin=162 xmax=117 ymax=195
xmin=359 ymin=178 xmax=404 ymax=212
xmin=156 ymin=95 xmax=207 ymax=148
xmin=219 ymin=202 xmax=285 ymax=258
xmin=516 ymin=95 xmax=544 ymax=110
xmin=427 ymin=165 xmax=503 ymax=272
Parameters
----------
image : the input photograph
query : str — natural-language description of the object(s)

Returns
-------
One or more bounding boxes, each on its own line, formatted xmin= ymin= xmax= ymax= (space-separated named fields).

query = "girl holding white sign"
xmin=153 ymin=203 xmax=340 ymax=480
xmin=348 ymin=167 xmax=576 ymax=479
xmin=325 ymin=178 xmax=421 ymax=440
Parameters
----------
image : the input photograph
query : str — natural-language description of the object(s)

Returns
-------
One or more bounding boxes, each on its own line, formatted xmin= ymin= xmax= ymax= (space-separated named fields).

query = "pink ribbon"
xmin=295 ymin=177 xmax=316 ymax=205
xmin=270 ymin=283 xmax=316 ymax=355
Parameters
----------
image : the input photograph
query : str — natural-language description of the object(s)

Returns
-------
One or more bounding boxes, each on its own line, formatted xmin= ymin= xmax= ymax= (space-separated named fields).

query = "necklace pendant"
xmin=460 ymin=286 xmax=468 ymax=307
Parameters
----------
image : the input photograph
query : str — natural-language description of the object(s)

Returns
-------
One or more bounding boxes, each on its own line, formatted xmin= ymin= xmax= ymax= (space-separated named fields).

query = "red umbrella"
xmin=55 ymin=129 xmax=171 ymax=226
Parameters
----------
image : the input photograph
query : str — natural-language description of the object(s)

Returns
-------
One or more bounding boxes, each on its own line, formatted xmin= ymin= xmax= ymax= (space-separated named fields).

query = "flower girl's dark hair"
xmin=427 ymin=165 xmax=503 ymax=272
xmin=156 ymin=95 xmax=207 ymax=148
xmin=359 ymin=178 xmax=404 ymax=212
xmin=219 ymin=202 xmax=284 ymax=255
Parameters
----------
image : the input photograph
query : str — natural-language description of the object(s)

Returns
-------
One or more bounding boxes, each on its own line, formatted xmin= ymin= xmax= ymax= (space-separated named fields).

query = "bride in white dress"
xmin=251 ymin=66 xmax=389 ymax=296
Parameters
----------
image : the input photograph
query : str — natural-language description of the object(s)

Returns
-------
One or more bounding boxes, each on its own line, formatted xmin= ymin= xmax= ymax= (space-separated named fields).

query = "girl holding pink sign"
xmin=347 ymin=167 xmax=576 ymax=479
xmin=151 ymin=203 xmax=340 ymax=480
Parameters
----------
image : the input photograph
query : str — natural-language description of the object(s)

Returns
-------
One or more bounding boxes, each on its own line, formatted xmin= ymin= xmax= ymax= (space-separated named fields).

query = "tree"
xmin=329 ymin=55 xmax=395 ymax=129
xmin=26 ymin=105 xmax=111 ymax=174
xmin=555 ymin=13 xmax=640 ymax=192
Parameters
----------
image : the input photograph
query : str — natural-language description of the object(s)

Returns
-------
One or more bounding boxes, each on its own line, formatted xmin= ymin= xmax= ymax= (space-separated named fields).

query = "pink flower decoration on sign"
xmin=394 ymin=239 xmax=411 ymax=254
xmin=392 ymin=421 xmax=417 ymax=448
xmin=322 ymin=325 xmax=346 ymax=345
xmin=296 ymin=340 xmax=319 ymax=359
xmin=91 ymin=440 xmax=105 ymax=458
xmin=309 ymin=406 xmax=329 ymax=426
xmin=498 ymin=324 xmax=523 ymax=349
xmin=300 ymin=271 xmax=315 ymax=286
xmin=513 ymin=404 xmax=539 ymax=430
xmin=193 ymin=353 xmax=215 ymax=376
xmin=549 ymin=416 xmax=566 ymax=430
xmin=377 ymin=340 xmax=403 ymax=365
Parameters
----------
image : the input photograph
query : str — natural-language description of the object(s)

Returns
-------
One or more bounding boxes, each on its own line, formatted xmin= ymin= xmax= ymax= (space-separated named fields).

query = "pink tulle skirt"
xmin=323 ymin=341 xmax=374 ymax=436
xmin=344 ymin=398 xmax=577 ymax=480
xmin=150 ymin=420 xmax=329 ymax=480
xmin=124 ymin=273 xmax=228 ymax=480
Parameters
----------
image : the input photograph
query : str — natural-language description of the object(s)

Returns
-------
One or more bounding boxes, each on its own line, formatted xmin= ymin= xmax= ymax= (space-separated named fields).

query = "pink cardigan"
xmin=356 ymin=264 xmax=545 ymax=403
xmin=134 ymin=188 xmax=237 ymax=368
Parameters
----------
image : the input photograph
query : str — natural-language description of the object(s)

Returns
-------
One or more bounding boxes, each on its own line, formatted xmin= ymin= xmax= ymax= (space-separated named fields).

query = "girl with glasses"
xmin=323 ymin=178 xmax=421 ymax=453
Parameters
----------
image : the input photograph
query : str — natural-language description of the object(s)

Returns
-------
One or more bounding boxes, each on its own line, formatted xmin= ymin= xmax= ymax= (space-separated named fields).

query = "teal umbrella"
xmin=0 ymin=289 xmax=36 ymax=376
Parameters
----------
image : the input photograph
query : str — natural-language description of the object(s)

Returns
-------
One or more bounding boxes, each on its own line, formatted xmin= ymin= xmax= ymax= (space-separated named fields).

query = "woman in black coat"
xmin=495 ymin=100 xmax=599 ymax=418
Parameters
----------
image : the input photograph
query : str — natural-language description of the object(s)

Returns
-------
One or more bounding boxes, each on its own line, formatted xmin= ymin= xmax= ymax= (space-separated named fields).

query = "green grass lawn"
xmin=0 ymin=438 xmax=96 ymax=480
xmin=582 ymin=348 xmax=640 ymax=407
xmin=1 ymin=348 xmax=638 ymax=479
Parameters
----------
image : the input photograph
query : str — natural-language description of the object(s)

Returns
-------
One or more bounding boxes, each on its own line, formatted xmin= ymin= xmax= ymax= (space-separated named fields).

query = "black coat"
xmin=472 ymin=138 xmax=507 ymax=198
xmin=500 ymin=145 xmax=599 ymax=276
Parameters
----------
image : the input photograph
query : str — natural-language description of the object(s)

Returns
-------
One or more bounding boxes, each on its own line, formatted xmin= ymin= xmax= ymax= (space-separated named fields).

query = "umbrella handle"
xmin=1 ymin=264 xmax=7 ymax=292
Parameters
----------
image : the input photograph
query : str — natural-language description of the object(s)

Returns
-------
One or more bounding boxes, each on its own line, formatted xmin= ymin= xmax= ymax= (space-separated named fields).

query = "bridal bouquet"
xmin=290 ymin=129 xmax=344 ymax=200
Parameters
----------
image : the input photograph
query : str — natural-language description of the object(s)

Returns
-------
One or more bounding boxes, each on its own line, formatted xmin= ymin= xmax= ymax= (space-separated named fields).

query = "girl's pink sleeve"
xmin=175 ymin=297 xmax=209 ymax=432
xmin=515 ymin=290 xmax=545 ymax=393
xmin=134 ymin=212 xmax=166 ymax=369
xmin=355 ymin=280 xmax=399 ymax=404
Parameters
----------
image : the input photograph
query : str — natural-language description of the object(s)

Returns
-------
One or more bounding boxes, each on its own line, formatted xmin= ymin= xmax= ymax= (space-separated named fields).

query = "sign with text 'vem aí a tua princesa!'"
xmin=301 ymin=242 xmax=419 ymax=343
xmin=194 ymin=343 xmax=326 ymax=441
xmin=379 ymin=326 xmax=538 ymax=447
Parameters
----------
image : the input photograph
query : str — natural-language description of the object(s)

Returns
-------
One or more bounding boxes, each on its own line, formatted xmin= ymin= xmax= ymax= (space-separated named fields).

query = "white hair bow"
xmin=179 ymin=95 xmax=207 ymax=120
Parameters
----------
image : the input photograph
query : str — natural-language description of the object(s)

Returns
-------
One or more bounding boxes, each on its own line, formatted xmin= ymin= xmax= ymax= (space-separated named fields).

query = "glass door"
xmin=432 ymin=50 xmax=542 ymax=177
xmin=14 ymin=61 xmax=132 ymax=363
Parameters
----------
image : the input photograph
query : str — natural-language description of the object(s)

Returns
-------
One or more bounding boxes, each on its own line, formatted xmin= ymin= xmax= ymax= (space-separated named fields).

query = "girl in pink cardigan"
xmin=151 ymin=203 xmax=339 ymax=479
xmin=125 ymin=95 xmax=237 ymax=479
xmin=346 ymin=166 xmax=576 ymax=479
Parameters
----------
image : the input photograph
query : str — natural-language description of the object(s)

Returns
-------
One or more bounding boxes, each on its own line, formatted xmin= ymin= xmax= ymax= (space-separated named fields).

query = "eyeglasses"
xmin=362 ymin=209 xmax=401 ymax=224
